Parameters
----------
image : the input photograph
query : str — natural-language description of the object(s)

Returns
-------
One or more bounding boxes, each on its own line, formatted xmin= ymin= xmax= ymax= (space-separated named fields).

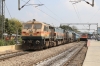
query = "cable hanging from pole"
xmin=21 ymin=0 xmax=62 ymax=23
xmin=18 ymin=0 xmax=30 ymax=10
xmin=69 ymin=0 xmax=94 ymax=7
xmin=18 ymin=0 xmax=44 ymax=10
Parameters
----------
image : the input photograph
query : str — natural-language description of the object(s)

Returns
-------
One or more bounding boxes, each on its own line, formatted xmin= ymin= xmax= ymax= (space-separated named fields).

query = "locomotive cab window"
xmin=33 ymin=23 xmax=42 ymax=29
xmin=23 ymin=23 xmax=32 ymax=29
xmin=44 ymin=26 xmax=48 ymax=31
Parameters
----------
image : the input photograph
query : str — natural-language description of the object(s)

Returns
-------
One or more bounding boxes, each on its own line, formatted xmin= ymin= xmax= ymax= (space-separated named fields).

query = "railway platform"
xmin=0 ymin=44 xmax=22 ymax=53
xmin=83 ymin=40 xmax=100 ymax=66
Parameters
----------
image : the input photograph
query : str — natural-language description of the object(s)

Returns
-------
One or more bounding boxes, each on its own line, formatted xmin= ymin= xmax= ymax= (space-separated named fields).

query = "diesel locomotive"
xmin=21 ymin=19 xmax=80 ymax=50
xmin=80 ymin=33 xmax=88 ymax=41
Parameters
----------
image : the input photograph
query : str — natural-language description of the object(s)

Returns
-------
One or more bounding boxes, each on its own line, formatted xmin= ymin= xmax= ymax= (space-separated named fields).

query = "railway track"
xmin=0 ymin=51 xmax=29 ymax=61
xmin=34 ymin=41 xmax=85 ymax=66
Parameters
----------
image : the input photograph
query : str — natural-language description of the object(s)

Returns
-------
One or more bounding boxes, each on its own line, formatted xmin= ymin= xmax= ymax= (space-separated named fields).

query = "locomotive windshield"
xmin=23 ymin=23 xmax=32 ymax=29
xmin=33 ymin=23 xmax=42 ymax=29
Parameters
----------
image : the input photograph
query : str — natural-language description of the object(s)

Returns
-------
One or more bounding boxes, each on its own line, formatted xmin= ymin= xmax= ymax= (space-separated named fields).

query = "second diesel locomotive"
xmin=21 ymin=19 xmax=80 ymax=50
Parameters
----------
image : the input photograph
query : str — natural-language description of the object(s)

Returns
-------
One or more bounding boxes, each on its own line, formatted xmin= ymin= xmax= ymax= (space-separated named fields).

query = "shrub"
xmin=7 ymin=39 xmax=15 ymax=45
xmin=0 ymin=39 xmax=15 ymax=46
xmin=18 ymin=37 xmax=22 ymax=43
xmin=0 ymin=40 xmax=6 ymax=46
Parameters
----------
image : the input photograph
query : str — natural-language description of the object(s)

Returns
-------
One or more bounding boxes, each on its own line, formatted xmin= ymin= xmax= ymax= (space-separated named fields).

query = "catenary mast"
xmin=0 ymin=0 xmax=5 ymax=39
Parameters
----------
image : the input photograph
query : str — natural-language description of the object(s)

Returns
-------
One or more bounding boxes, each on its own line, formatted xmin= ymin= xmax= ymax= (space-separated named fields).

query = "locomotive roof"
xmin=24 ymin=21 xmax=53 ymax=27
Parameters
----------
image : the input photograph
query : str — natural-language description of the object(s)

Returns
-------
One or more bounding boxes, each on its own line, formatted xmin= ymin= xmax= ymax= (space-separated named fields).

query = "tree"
xmin=60 ymin=25 xmax=81 ymax=33
xmin=5 ymin=18 xmax=22 ymax=39
xmin=9 ymin=18 xmax=22 ymax=34
xmin=60 ymin=25 xmax=73 ymax=31
xmin=72 ymin=26 xmax=78 ymax=32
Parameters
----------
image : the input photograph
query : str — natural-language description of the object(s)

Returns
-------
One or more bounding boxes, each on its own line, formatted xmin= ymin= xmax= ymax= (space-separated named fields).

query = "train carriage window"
xmin=33 ymin=23 xmax=42 ymax=29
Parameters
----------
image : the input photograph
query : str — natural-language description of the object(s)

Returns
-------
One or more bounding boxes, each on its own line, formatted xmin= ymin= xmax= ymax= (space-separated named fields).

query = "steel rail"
xmin=0 ymin=51 xmax=29 ymax=61
xmin=34 ymin=42 xmax=85 ymax=66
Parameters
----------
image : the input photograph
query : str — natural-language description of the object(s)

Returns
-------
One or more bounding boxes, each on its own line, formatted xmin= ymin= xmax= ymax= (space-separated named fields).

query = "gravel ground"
xmin=34 ymin=42 xmax=85 ymax=66
xmin=0 ymin=50 xmax=20 ymax=55
xmin=66 ymin=44 xmax=88 ymax=66
xmin=0 ymin=42 xmax=80 ymax=66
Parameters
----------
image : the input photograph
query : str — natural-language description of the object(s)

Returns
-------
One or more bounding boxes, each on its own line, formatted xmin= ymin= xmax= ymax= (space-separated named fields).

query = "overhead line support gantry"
xmin=60 ymin=23 xmax=98 ymax=34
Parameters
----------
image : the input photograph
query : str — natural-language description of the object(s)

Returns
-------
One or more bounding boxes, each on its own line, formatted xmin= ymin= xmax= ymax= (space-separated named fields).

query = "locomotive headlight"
xmin=36 ymin=40 xmax=40 ymax=44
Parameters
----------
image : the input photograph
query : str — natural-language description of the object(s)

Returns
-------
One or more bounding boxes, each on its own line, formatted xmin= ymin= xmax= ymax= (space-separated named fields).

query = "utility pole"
xmin=0 ymin=0 xmax=5 ymax=39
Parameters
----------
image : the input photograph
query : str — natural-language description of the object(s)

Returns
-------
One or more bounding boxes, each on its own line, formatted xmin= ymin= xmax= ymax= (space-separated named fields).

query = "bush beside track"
xmin=0 ymin=37 xmax=22 ymax=46
xmin=0 ymin=39 xmax=22 ymax=52
xmin=0 ymin=39 xmax=15 ymax=46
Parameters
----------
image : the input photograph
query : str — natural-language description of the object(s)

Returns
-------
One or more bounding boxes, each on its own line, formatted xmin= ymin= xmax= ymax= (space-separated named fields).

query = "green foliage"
xmin=7 ymin=40 xmax=15 ymax=45
xmin=18 ymin=37 xmax=22 ymax=43
xmin=60 ymin=25 xmax=80 ymax=32
xmin=0 ymin=39 xmax=15 ymax=46
xmin=72 ymin=26 xmax=78 ymax=32
xmin=5 ymin=18 xmax=22 ymax=36
xmin=0 ymin=40 xmax=6 ymax=46
xmin=60 ymin=25 xmax=73 ymax=30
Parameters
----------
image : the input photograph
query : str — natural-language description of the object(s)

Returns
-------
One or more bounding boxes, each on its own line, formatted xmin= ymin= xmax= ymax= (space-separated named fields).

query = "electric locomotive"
xmin=21 ymin=19 xmax=80 ymax=50
xmin=21 ymin=19 xmax=55 ymax=50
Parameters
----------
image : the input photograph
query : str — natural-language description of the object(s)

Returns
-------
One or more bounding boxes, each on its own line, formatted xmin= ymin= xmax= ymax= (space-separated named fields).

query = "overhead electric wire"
xmin=70 ymin=0 xmax=98 ymax=32
xmin=82 ymin=0 xmax=99 ymax=23
xmin=70 ymin=2 xmax=80 ymax=21
xmin=71 ymin=3 xmax=88 ymax=29
xmin=75 ymin=4 xmax=88 ymax=29
xmin=20 ymin=0 xmax=31 ymax=10
xmin=87 ymin=8 xmax=100 ymax=23
xmin=21 ymin=0 xmax=61 ymax=23
xmin=70 ymin=2 xmax=81 ymax=23
xmin=82 ymin=0 xmax=100 ymax=32
xmin=5 ymin=3 xmax=12 ymax=19
xmin=23 ymin=0 xmax=31 ymax=6
xmin=74 ymin=4 xmax=82 ymax=22
xmin=70 ymin=0 xmax=88 ymax=31
xmin=35 ymin=7 xmax=61 ymax=23
xmin=37 ymin=0 xmax=65 ymax=22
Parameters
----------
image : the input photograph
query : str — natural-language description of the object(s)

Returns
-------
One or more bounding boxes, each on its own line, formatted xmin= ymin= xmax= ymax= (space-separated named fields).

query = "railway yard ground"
xmin=0 ymin=40 xmax=95 ymax=66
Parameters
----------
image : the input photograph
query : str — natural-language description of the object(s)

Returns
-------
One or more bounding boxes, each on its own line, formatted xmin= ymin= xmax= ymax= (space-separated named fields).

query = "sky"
xmin=5 ymin=0 xmax=100 ymax=33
